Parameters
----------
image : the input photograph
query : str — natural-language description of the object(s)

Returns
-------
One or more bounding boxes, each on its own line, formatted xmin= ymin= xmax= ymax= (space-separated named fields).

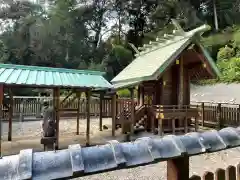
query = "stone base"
xmin=40 ymin=136 xmax=56 ymax=145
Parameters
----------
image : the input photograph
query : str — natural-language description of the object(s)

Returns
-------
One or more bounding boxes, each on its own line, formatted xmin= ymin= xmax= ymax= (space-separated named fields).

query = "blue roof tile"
xmin=1 ymin=126 xmax=240 ymax=179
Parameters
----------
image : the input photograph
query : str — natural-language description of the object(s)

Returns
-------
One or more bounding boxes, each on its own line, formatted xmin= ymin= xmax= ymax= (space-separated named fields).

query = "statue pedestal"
xmin=41 ymin=136 xmax=56 ymax=151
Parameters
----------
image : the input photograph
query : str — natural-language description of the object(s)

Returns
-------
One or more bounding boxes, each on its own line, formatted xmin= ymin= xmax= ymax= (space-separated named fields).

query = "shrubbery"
xmin=201 ymin=26 xmax=240 ymax=84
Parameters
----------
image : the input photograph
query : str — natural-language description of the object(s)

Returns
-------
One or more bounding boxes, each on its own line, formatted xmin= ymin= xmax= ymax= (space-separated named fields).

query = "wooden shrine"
xmin=112 ymin=20 xmax=220 ymax=136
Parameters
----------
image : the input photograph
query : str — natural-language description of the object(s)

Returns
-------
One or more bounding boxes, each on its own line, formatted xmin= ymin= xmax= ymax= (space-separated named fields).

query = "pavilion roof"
xmin=0 ymin=63 xmax=112 ymax=89
xmin=111 ymin=23 xmax=220 ymax=89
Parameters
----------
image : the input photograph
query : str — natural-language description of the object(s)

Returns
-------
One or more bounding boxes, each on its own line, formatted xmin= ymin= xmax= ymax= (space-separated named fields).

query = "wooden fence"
xmin=3 ymin=96 xmax=132 ymax=119
xmin=4 ymin=96 xmax=240 ymax=128
xmin=191 ymin=102 xmax=240 ymax=128
xmin=190 ymin=165 xmax=239 ymax=180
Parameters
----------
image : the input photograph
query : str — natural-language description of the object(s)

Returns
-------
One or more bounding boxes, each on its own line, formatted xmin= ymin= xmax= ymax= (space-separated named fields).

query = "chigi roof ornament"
xmin=133 ymin=19 xmax=210 ymax=58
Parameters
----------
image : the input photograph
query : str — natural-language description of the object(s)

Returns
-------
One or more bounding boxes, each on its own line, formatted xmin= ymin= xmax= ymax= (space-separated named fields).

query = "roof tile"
xmin=0 ymin=64 xmax=112 ymax=89
xmin=1 ymin=126 xmax=240 ymax=179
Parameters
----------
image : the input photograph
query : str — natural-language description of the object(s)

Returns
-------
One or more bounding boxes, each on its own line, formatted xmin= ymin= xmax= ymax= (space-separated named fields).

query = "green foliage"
xmin=103 ymin=44 xmax=133 ymax=79
xmin=3 ymin=0 xmax=240 ymax=94
xmin=117 ymin=89 xmax=130 ymax=97
xmin=217 ymin=57 xmax=240 ymax=82
xmin=117 ymin=88 xmax=137 ymax=98
xmin=0 ymin=40 xmax=9 ymax=63
xmin=217 ymin=46 xmax=235 ymax=61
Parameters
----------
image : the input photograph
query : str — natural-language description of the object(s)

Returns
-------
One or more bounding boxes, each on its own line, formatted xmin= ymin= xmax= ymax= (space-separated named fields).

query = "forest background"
xmin=0 ymin=0 xmax=239 ymax=96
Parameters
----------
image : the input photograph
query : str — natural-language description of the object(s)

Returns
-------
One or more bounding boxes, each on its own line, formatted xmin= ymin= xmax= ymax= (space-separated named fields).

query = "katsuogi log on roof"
xmin=111 ymin=22 xmax=220 ymax=89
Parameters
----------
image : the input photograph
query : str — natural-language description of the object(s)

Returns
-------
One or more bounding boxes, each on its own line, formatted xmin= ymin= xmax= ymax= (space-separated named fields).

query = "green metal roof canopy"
xmin=111 ymin=22 xmax=220 ymax=89
xmin=0 ymin=63 xmax=112 ymax=89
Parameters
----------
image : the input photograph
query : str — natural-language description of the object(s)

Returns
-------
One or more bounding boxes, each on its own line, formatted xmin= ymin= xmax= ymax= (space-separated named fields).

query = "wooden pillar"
xmin=140 ymin=86 xmax=144 ymax=106
xmin=0 ymin=84 xmax=3 ymax=157
xmin=53 ymin=87 xmax=60 ymax=150
xmin=217 ymin=103 xmax=222 ymax=130
xmin=167 ymin=156 xmax=189 ymax=180
xmin=99 ymin=93 xmax=103 ymax=131
xmin=111 ymin=93 xmax=116 ymax=136
xmin=137 ymin=86 xmax=140 ymax=105
xmin=8 ymin=89 xmax=13 ymax=141
xmin=86 ymin=89 xmax=91 ymax=146
xmin=76 ymin=91 xmax=81 ymax=135
xmin=201 ymin=102 xmax=205 ymax=127
xmin=178 ymin=58 xmax=187 ymax=132
xmin=130 ymin=88 xmax=135 ymax=135
xmin=178 ymin=58 xmax=184 ymax=106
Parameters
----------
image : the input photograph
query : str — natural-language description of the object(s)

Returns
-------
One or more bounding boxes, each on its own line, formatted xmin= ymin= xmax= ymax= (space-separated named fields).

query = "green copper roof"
xmin=197 ymin=42 xmax=221 ymax=77
xmin=111 ymin=24 xmax=219 ymax=89
xmin=0 ymin=63 xmax=112 ymax=89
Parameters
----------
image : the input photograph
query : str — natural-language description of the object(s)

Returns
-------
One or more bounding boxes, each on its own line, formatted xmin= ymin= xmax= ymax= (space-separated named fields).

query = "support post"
xmin=178 ymin=58 xmax=184 ymax=107
xmin=238 ymin=105 xmax=240 ymax=125
xmin=54 ymin=87 xmax=60 ymax=150
xmin=36 ymin=92 xmax=42 ymax=118
xmin=99 ymin=93 xmax=103 ymax=131
xmin=177 ymin=57 xmax=185 ymax=131
xmin=86 ymin=90 xmax=91 ymax=146
xmin=217 ymin=103 xmax=222 ymax=130
xmin=201 ymin=102 xmax=205 ymax=127
xmin=140 ymin=86 xmax=144 ymax=106
xmin=137 ymin=86 xmax=140 ymax=105
xmin=130 ymin=88 xmax=135 ymax=135
xmin=111 ymin=93 xmax=116 ymax=136
xmin=0 ymin=84 xmax=3 ymax=157
xmin=76 ymin=91 xmax=81 ymax=135
xmin=8 ymin=89 xmax=13 ymax=141
xmin=167 ymin=156 xmax=189 ymax=180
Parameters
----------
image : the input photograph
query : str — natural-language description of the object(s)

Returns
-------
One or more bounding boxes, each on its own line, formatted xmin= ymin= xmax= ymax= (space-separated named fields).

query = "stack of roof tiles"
xmin=1 ymin=127 xmax=240 ymax=179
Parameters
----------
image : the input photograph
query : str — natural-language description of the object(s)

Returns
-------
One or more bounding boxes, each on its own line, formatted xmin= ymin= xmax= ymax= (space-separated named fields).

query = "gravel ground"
xmin=75 ymin=148 xmax=240 ymax=180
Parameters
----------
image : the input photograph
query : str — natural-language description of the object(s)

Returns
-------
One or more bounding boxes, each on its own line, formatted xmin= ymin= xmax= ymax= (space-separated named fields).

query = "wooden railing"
xmin=191 ymin=101 xmax=240 ymax=128
xmin=2 ymin=96 xmax=132 ymax=119
xmin=3 ymin=96 xmax=240 ymax=129
xmin=190 ymin=165 xmax=239 ymax=180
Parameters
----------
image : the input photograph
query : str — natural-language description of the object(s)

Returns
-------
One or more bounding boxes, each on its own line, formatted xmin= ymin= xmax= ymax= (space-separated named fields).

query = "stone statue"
xmin=41 ymin=101 xmax=55 ymax=137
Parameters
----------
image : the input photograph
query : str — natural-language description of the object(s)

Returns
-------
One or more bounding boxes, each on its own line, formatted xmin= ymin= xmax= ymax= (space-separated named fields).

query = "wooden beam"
xmin=3 ymin=84 xmax=89 ymax=91
xmin=193 ymin=48 xmax=215 ymax=78
xmin=137 ymin=86 xmax=140 ymax=105
xmin=178 ymin=57 xmax=184 ymax=106
xmin=86 ymin=90 xmax=91 ymax=146
xmin=140 ymin=85 xmax=144 ymax=106
xmin=111 ymin=93 xmax=116 ymax=136
xmin=167 ymin=156 xmax=189 ymax=180
xmin=8 ymin=89 xmax=13 ymax=141
xmin=63 ymin=94 xmax=78 ymax=109
xmin=99 ymin=93 xmax=103 ymax=131
xmin=76 ymin=91 xmax=81 ymax=135
xmin=130 ymin=88 xmax=135 ymax=135
xmin=60 ymin=90 xmax=73 ymax=106
xmin=0 ymin=84 xmax=3 ymax=157
xmin=53 ymin=87 xmax=60 ymax=150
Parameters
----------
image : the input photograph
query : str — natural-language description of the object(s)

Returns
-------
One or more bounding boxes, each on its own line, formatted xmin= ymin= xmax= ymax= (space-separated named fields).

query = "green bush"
xmin=117 ymin=88 xmax=137 ymax=98
xmin=117 ymin=89 xmax=130 ymax=97
xmin=217 ymin=57 xmax=240 ymax=82
xmin=217 ymin=46 xmax=235 ymax=61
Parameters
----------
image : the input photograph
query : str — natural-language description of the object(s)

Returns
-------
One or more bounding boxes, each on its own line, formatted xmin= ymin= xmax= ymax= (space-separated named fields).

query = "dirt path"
xmin=1 ymin=118 xmax=115 ymax=155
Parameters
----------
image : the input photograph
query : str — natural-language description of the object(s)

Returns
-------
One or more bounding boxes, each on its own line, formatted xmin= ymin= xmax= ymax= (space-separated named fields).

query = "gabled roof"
xmin=0 ymin=63 xmax=112 ymax=89
xmin=111 ymin=23 xmax=220 ymax=89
